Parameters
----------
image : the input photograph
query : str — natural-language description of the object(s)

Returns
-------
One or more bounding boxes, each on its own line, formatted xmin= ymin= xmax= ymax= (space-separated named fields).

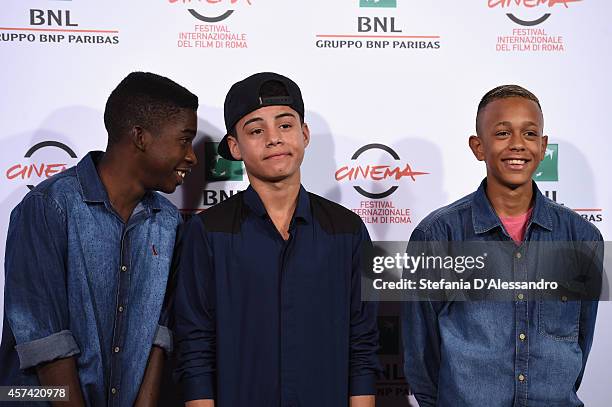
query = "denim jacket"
xmin=401 ymin=179 xmax=603 ymax=407
xmin=1 ymin=152 xmax=179 ymax=406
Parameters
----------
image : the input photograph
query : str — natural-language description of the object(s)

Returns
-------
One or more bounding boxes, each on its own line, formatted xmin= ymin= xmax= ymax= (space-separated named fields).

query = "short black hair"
xmin=229 ymin=79 xmax=304 ymax=138
xmin=104 ymin=72 xmax=198 ymax=144
xmin=476 ymin=85 xmax=542 ymax=135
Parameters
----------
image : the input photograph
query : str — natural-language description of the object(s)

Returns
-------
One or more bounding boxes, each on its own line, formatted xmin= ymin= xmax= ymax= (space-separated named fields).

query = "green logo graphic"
xmin=533 ymin=144 xmax=558 ymax=182
xmin=204 ymin=142 xmax=243 ymax=182
xmin=360 ymin=0 xmax=397 ymax=8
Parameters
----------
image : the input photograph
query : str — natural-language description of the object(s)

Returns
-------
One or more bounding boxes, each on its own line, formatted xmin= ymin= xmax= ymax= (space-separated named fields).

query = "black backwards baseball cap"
xmin=217 ymin=72 xmax=305 ymax=161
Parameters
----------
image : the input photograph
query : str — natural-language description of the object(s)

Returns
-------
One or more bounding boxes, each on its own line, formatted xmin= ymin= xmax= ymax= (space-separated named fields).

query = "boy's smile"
xmin=470 ymin=96 xmax=548 ymax=191
xmin=142 ymin=108 xmax=198 ymax=193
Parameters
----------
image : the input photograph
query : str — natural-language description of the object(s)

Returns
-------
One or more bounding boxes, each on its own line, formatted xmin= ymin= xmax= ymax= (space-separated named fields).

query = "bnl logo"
xmin=358 ymin=0 xmax=401 ymax=33
xmin=533 ymin=144 xmax=558 ymax=182
xmin=30 ymin=0 xmax=77 ymax=28
xmin=360 ymin=0 xmax=397 ymax=8
xmin=204 ymin=142 xmax=243 ymax=182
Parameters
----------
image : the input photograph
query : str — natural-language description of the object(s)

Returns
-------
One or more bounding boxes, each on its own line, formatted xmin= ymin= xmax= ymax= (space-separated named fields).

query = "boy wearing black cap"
xmin=174 ymin=72 xmax=380 ymax=407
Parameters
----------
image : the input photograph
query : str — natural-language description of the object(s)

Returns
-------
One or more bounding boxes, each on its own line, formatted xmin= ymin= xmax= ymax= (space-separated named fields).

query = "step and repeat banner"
xmin=1 ymin=1 xmax=611 ymax=405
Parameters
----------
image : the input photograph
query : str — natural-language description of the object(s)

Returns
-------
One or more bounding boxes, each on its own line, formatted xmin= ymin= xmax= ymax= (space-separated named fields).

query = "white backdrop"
xmin=1 ymin=0 xmax=611 ymax=405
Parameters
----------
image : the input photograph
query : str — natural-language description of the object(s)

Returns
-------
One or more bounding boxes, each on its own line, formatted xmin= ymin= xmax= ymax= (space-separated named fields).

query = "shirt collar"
xmin=76 ymin=151 xmax=162 ymax=211
xmin=243 ymin=184 xmax=312 ymax=224
xmin=472 ymin=178 xmax=553 ymax=234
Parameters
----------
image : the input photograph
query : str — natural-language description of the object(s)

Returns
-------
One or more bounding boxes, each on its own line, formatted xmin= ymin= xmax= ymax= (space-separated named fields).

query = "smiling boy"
xmin=0 ymin=72 xmax=198 ymax=406
xmin=401 ymin=85 xmax=602 ymax=406
xmin=173 ymin=72 xmax=380 ymax=407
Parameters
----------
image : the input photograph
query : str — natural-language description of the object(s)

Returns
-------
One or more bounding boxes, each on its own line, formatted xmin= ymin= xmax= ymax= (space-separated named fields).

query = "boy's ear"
xmin=469 ymin=135 xmax=485 ymax=161
xmin=227 ymin=136 xmax=242 ymax=161
xmin=539 ymin=135 xmax=549 ymax=161
xmin=301 ymin=123 xmax=310 ymax=148
xmin=131 ymin=126 xmax=148 ymax=152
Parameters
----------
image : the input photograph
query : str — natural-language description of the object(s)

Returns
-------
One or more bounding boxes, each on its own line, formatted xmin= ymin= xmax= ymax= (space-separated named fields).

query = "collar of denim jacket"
xmin=76 ymin=151 xmax=162 ymax=212
xmin=471 ymin=178 xmax=553 ymax=235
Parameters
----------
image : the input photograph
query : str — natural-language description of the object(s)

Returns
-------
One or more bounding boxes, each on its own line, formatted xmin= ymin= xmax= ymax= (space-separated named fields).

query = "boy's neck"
xmin=485 ymin=178 xmax=534 ymax=218
xmin=249 ymin=174 xmax=301 ymax=240
xmin=97 ymin=149 xmax=146 ymax=223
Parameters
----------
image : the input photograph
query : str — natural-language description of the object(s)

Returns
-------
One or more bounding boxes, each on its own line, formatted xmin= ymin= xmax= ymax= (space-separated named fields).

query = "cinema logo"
xmin=336 ymin=144 xmax=428 ymax=225
xmin=489 ymin=0 xmax=583 ymax=52
xmin=5 ymin=141 xmax=78 ymax=191
xmin=314 ymin=0 xmax=441 ymax=51
xmin=489 ymin=0 xmax=581 ymax=26
xmin=0 ymin=1 xmax=119 ymax=46
xmin=170 ymin=0 xmax=252 ymax=49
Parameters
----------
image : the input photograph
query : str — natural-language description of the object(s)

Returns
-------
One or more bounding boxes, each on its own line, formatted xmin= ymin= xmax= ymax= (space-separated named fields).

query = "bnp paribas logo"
xmin=359 ymin=0 xmax=397 ymax=8
xmin=533 ymin=143 xmax=558 ymax=182
xmin=204 ymin=142 xmax=243 ymax=182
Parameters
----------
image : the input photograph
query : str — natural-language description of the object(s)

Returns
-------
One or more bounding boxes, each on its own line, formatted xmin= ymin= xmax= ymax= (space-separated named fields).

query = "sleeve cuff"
xmin=153 ymin=324 xmax=173 ymax=353
xmin=15 ymin=329 xmax=80 ymax=370
xmin=349 ymin=373 xmax=377 ymax=396
xmin=182 ymin=373 xmax=215 ymax=402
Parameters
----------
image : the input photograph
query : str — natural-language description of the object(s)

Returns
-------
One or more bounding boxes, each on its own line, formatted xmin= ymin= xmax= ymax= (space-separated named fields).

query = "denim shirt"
xmin=401 ymin=179 xmax=603 ymax=407
xmin=0 ymin=152 xmax=179 ymax=406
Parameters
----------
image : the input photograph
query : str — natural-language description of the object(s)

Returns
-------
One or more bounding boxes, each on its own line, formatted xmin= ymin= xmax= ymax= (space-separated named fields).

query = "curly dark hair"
xmin=104 ymin=72 xmax=198 ymax=144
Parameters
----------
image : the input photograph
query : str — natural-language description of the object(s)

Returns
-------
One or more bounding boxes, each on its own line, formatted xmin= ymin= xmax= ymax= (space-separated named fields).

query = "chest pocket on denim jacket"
xmin=538 ymin=300 xmax=580 ymax=341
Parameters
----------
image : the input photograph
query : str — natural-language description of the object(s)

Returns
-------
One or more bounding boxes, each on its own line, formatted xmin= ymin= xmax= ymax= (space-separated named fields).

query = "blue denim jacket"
xmin=0 ymin=152 xmax=179 ymax=406
xmin=401 ymin=179 xmax=602 ymax=407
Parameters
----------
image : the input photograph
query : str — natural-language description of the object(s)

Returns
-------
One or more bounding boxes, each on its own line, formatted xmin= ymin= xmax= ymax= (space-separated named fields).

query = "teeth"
xmin=507 ymin=159 xmax=526 ymax=165
xmin=176 ymin=170 xmax=186 ymax=178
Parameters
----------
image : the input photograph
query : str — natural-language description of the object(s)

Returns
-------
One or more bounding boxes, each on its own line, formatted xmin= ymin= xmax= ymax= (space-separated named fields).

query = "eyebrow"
xmin=275 ymin=112 xmax=297 ymax=120
xmin=181 ymin=128 xmax=197 ymax=136
xmin=494 ymin=121 xmax=540 ymax=127
xmin=242 ymin=112 xmax=298 ymax=129
xmin=243 ymin=117 xmax=263 ymax=128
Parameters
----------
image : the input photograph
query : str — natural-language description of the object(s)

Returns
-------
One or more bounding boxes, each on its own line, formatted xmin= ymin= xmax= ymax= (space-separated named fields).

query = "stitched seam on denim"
xmin=525 ymin=300 xmax=530 ymax=404
xmin=415 ymin=201 xmax=472 ymax=235
xmin=47 ymin=195 xmax=66 ymax=221
xmin=537 ymin=301 xmax=580 ymax=341
xmin=544 ymin=200 xmax=601 ymax=237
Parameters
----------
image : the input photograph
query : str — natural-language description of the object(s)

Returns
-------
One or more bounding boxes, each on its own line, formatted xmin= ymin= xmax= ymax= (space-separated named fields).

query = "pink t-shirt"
xmin=500 ymin=207 xmax=533 ymax=244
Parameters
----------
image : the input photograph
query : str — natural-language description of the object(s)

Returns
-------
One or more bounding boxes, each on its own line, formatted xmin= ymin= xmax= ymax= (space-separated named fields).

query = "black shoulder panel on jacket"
xmin=198 ymin=191 xmax=249 ymax=234
xmin=309 ymin=192 xmax=362 ymax=235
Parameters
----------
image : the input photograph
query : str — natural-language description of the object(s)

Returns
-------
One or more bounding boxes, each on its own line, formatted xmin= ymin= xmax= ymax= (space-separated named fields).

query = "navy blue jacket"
xmin=173 ymin=185 xmax=380 ymax=407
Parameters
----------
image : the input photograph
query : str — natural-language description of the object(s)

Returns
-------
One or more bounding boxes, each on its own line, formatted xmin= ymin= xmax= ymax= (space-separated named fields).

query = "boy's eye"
xmin=280 ymin=123 xmax=292 ymax=129
xmin=525 ymin=131 xmax=538 ymax=137
xmin=496 ymin=131 xmax=510 ymax=137
xmin=250 ymin=128 xmax=263 ymax=135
